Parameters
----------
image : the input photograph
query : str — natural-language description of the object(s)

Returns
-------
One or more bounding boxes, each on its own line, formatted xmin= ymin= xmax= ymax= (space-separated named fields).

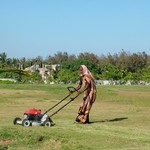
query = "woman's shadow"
xmin=90 ymin=117 xmax=128 ymax=124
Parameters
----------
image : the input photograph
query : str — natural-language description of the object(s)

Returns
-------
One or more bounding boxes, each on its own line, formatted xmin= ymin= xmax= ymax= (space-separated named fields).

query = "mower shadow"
xmin=90 ymin=117 xmax=128 ymax=124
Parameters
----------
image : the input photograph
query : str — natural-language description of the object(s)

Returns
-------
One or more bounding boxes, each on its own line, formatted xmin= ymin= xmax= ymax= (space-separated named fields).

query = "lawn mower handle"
xmin=49 ymin=87 xmax=82 ymax=118
xmin=67 ymin=86 xmax=77 ymax=93
xmin=43 ymin=86 xmax=77 ymax=115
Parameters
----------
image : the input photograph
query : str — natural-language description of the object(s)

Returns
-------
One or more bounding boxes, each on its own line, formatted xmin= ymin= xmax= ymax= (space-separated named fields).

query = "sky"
xmin=0 ymin=0 xmax=150 ymax=59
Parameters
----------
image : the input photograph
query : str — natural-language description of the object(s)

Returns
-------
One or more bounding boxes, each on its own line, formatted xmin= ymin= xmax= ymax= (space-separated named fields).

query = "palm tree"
xmin=0 ymin=52 xmax=7 ymax=63
xmin=0 ymin=52 xmax=8 ymax=68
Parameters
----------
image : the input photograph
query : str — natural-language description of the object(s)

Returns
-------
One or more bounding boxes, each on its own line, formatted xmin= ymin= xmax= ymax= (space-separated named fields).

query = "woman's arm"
xmin=77 ymin=75 xmax=90 ymax=94
xmin=75 ymin=76 xmax=82 ymax=91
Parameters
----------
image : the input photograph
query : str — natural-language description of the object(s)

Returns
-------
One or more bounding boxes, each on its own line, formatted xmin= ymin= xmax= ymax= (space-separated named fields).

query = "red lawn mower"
xmin=13 ymin=87 xmax=80 ymax=127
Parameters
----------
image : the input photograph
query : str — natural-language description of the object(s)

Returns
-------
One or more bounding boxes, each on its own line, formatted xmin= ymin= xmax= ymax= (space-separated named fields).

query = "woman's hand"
xmin=69 ymin=91 xmax=75 ymax=94
xmin=77 ymin=90 xmax=81 ymax=94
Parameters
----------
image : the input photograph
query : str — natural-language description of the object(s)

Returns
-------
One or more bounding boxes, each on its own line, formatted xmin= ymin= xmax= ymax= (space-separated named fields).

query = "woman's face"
xmin=80 ymin=66 xmax=83 ymax=75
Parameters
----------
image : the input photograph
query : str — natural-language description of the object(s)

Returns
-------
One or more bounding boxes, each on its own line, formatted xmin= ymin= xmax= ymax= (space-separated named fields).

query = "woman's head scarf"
xmin=80 ymin=65 xmax=94 ymax=80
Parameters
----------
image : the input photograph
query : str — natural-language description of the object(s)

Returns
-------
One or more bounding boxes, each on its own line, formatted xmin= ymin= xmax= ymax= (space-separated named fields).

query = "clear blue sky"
xmin=0 ymin=0 xmax=150 ymax=59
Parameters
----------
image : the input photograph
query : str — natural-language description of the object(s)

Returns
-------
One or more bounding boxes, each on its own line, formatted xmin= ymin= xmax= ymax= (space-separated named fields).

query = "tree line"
xmin=0 ymin=50 xmax=150 ymax=83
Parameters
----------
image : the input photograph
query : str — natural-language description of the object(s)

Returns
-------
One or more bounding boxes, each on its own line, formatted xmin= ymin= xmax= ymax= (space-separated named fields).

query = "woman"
xmin=75 ymin=65 xmax=97 ymax=124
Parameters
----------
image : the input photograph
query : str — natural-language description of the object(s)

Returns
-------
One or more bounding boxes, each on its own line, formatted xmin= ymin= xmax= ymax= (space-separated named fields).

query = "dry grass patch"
xmin=119 ymin=90 xmax=150 ymax=98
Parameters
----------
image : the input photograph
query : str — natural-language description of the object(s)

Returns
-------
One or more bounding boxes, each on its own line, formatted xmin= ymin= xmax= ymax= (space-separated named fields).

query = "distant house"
xmin=24 ymin=64 xmax=59 ymax=80
xmin=38 ymin=67 xmax=49 ymax=80
xmin=24 ymin=64 xmax=36 ymax=72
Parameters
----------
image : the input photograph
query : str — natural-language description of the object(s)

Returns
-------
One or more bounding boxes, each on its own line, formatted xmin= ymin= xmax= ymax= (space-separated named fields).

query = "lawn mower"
xmin=13 ymin=87 xmax=80 ymax=127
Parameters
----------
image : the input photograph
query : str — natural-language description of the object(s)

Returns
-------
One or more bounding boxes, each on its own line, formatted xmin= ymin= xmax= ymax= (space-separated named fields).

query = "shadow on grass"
xmin=90 ymin=117 xmax=128 ymax=124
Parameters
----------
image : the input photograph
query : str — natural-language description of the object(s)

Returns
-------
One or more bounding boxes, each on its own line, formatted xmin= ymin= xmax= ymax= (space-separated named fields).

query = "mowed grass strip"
xmin=0 ymin=84 xmax=150 ymax=150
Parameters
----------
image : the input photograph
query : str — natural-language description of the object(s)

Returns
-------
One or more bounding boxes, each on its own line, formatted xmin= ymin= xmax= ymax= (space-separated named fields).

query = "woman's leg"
xmin=75 ymin=96 xmax=86 ymax=122
xmin=84 ymin=92 xmax=96 ymax=123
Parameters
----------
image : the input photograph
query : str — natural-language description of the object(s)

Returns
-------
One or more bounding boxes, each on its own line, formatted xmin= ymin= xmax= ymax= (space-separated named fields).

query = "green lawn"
xmin=0 ymin=84 xmax=150 ymax=150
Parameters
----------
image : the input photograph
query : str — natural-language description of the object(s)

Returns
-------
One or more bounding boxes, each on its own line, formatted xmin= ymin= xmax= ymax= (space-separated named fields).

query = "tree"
xmin=141 ymin=65 xmax=150 ymax=81
xmin=99 ymin=64 xmax=124 ymax=80
xmin=115 ymin=50 xmax=129 ymax=71
xmin=128 ymin=52 xmax=147 ymax=72
xmin=0 ymin=52 xmax=8 ymax=68
xmin=78 ymin=52 xmax=99 ymax=65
